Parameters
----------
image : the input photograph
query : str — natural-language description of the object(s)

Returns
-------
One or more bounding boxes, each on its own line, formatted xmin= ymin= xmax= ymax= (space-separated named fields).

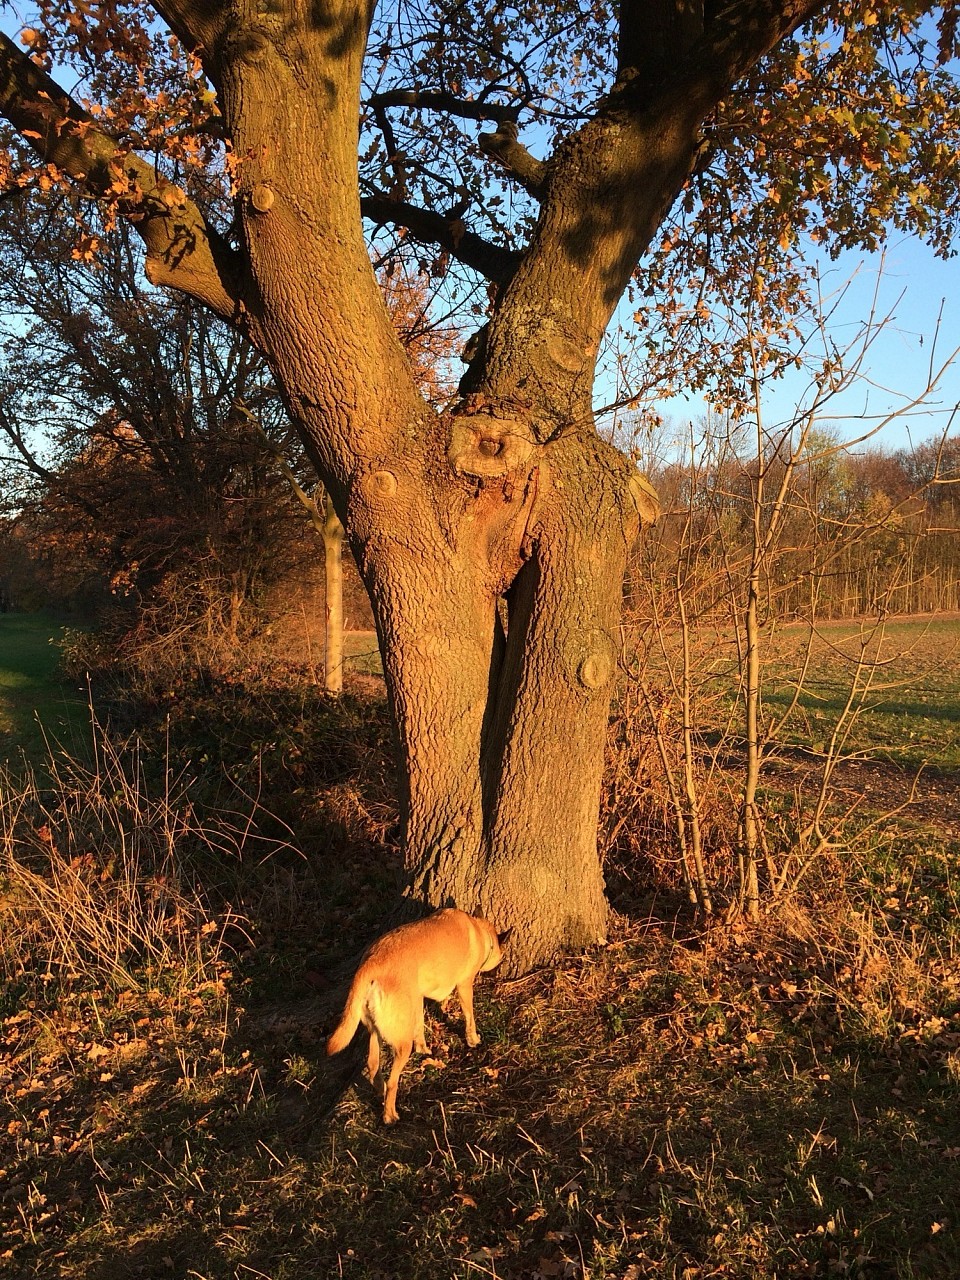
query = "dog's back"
xmin=327 ymin=908 xmax=506 ymax=1122
xmin=368 ymin=908 xmax=501 ymax=996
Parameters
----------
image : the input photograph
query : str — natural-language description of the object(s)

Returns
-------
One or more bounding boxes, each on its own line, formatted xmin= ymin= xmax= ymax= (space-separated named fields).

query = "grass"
xmin=635 ymin=613 xmax=960 ymax=774
xmin=0 ymin=613 xmax=90 ymax=763
xmin=762 ymin=615 xmax=960 ymax=772
xmin=4 ymin=888 xmax=959 ymax=1278
xmin=1 ymin=615 xmax=959 ymax=1277
xmin=342 ymin=628 xmax=384 ymax=678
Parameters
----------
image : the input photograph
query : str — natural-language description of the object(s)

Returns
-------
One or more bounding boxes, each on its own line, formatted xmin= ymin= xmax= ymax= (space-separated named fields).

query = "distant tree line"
xmin=635 ymin=423 xmax=960 ymax=622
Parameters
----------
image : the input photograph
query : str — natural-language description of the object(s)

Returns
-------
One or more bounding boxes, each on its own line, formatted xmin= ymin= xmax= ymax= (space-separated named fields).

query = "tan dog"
xmin=326 ymin=908 xmax=509 ymax=1123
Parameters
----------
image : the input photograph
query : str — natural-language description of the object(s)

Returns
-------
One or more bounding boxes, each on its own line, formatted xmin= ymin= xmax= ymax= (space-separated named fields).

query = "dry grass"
xmin=1 ymin=645 xmax=959 ymax=1278
xmin=4 ymin=890 xmax=959 ymax=1279
xmin=0 ymin=724 xmax=253 ymax=1002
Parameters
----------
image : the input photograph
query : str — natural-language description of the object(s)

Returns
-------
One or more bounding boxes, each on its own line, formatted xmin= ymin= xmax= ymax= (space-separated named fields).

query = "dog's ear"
xmin=497 ymin=927 xmax=514 ymax=948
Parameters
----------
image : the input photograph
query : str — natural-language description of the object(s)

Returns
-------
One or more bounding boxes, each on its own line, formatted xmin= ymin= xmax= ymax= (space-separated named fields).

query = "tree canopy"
xmin=2 ymin=3 xmax=959 ymax=415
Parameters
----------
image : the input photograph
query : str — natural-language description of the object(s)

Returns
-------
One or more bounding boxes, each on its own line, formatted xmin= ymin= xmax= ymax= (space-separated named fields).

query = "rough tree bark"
xmin=0 ymin=0 xmax=826 ymax=970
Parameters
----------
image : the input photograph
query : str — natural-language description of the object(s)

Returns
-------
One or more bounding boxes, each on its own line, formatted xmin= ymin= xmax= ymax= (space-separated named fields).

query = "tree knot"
xmin=575 ymin=630 xmax=616 ymax=693
xmin=447 ymin=413 xmax=537 ymax=485
xmin=249 ymin=183 xmax=275 ymax=213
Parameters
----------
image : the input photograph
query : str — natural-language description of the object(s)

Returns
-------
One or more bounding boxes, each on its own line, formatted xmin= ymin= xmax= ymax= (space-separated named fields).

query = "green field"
xmin=637 ymin=613 xmax=960 ymax=775
xmin=763 ymin=614 xmax=960 ymax=771
xmin=0 ymin=613 xmax=90 ymax=761
xmin=342 ymin=627 xmax=383 ymax=677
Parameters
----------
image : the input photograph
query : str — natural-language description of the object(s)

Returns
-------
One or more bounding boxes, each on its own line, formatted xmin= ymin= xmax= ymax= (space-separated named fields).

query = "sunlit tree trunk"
xmin=0 ymin=0 xmax=828 ymax=969
xmin=322 ymin=494 xmax=345 ymax=697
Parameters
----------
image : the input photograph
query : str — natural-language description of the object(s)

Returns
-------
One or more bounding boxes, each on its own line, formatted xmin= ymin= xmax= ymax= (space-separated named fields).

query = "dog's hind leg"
xmin=366 ymin=1030 xmax=381 ymax=1086
xmin=382 ymin=1039 xmax=412 ymax=1124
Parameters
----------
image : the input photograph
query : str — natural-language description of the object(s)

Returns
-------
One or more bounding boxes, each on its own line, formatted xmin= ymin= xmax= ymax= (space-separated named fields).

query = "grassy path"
xmin=0 ymin=613 xmax=88 ymax=761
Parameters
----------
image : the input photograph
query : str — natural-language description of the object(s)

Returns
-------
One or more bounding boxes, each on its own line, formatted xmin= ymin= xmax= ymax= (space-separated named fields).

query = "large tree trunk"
xmin=347 ymin=417 xmax=650 ymax=964
xmin=0 ymin=0 xmax=823 ymax=971
xmin=153 ymin=0 xmax=809 ymax=971
xmin=187 ymin=2 xmax=671 ymax=971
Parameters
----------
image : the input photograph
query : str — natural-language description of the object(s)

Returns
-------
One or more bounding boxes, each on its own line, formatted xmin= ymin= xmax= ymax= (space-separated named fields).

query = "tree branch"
xmin=148 ymin=1 xmax=228 ymax=62
xmin=372 ymin=102 xmax=408 ymax=200
xmin=367 ymin=89 xmax=519 ymax=125
xmin=621 ymin=0 xmax=827 ymax=109
xmin=478 ymin=121 xmax=547 ymax=199
xmin=468 ymin=0 xmax=830 ymax=430
xmin=0 ymin=34 xmax=245 ymax=323
xmin=618 ymin=0 xmax=704 ymax=84
xmin=0 ymin=398 xmax=105 ymax=520
xmin=360 ymin=190 xmax=519 ymax=285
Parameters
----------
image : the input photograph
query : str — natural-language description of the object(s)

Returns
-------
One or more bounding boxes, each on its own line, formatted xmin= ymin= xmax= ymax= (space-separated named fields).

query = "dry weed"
xmin=0 ymin=726 xmax=248 ymax=999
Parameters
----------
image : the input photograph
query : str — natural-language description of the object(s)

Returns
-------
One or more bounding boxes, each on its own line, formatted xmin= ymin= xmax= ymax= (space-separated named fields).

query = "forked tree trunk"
xmin=347 ymin=424 xmax=651 ymax=961
xmin=195 ymin=3 xmax=678 ymax=971
xmin=171 ymin=0 xmax=808 ymax=971
xmin=1 ymin=0 xmax=824 ymax=971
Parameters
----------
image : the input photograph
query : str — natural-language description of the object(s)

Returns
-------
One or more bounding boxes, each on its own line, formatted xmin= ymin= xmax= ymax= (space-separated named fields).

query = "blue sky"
xmin=645 ymin=229 xmax=960 ymax=459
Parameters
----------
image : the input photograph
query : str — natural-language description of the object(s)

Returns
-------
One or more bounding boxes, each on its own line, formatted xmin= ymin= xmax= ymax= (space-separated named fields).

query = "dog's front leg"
xmin=414 ymin=1000 xmax=428 ymax=1054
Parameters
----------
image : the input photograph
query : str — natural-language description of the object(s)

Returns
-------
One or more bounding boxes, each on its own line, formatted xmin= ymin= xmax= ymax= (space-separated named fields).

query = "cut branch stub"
xmin=362 ymin=468 xmax=399 ymax=499
xmin=349 ymin=468 xmax=404 ymax=545
xmin=628 ymin=470 xmax=661 ymax=526
xmin=447 ymin=415 xmax=537 ymax=483
xmin=249 ymin=183 xmax=275 ymax=212
xmin=576 ymin=630 xmax=616 ymax=692
xmin=578 ymin=650 xmax=613 ymax=690
xmin=545 ymin=327 xmax=590 ymax=374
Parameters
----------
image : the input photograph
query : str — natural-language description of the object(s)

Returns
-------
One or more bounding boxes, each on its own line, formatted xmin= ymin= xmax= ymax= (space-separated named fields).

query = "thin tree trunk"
xmin=322 ymin=493 xmax=345 ymax=696
xmin=741 ymin=553 xmax=762 ymax=921
xmin=676 ymin=581 xmax=712 ymax=914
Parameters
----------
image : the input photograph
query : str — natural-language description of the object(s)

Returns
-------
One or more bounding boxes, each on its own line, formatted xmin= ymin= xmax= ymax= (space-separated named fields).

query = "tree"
xmin=1 ymin=2 xmax=959 ymax=968
xmin=0 ymin=197 xmax=315 ymax=643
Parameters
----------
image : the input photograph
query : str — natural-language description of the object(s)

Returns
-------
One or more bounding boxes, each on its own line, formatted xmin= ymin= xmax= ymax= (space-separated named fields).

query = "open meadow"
xmin=0 ymin=615 xmax=90 ymax=763
xmin=2 ymin=614 xmax=959 ymax=1279
xmin=723 ymin=614 xmax=960 ymax=773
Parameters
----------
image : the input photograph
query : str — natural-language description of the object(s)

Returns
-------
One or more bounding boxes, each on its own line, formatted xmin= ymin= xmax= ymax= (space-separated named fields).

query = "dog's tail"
xmin=326 ymin=975 xmax=376 ymax=1056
